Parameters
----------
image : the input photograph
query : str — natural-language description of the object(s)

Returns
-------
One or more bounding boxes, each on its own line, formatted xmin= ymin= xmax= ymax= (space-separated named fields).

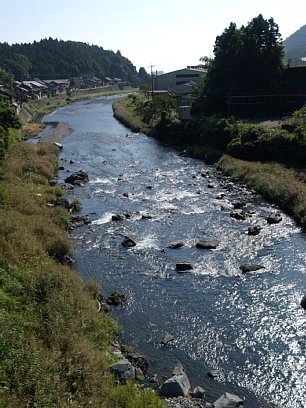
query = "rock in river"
xmin=176 ymin=263 xmax=193 ymax=272
xmin=107 ymin=292 xmax=125 ymax=306
xmin=266 ymin=212 xmax=282 ymax=224
xmin=196 ymin=237 xmax=220 ymax=249
xmin=167 ymin=241 xmax=184 ymax=249
xmin=121 ymin=236 xmax=136 ymax=247
xmin=213 ymin=392 xmax=244 ymax=407
xmin=64 ymin=170 xmax=89 ymax=186
xmin=161 ymin=334 xmax=175 ymax=345
xmin=240 ymin=264 xmax=265 ymax=274
xmin=159 ymin=364 xmax=191 ymax=397
xmin=247 ymin=225 xmax=261 ymax=236
xmin=300 ymin=294 xmax=306 ymax=310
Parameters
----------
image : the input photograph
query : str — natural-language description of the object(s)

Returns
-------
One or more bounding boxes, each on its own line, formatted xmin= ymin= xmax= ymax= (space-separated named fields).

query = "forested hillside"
xmin=283 ymin=24 xmax=306 ymax=60
xmin=0 ymin=38 xmax=140 ymax=84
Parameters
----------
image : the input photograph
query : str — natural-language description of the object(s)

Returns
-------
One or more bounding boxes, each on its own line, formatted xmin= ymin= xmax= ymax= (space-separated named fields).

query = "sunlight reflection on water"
xmin=43 ymin=96 xmax=306 ymax=407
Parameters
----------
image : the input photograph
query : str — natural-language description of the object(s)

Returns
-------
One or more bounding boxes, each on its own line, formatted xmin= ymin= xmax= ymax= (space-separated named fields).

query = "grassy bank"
xmin=0 ymin=141 xmax=165 ymax=407
xmin=113 ymin=96 xmax=149 ymax=133
xmin=112 ymin=96 xmax=306 ymax=228
xmin=217 ymin=155 xmax=306 ymax=227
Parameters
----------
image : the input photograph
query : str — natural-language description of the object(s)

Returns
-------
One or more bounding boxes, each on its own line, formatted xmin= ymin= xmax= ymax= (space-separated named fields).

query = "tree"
xmin=138 ymin=67 xmax=150 ymax=86
xmin=193 ymin=14 xmax=284 ymax=115
xmin=0 ymin=97 xmax=21 ymax=129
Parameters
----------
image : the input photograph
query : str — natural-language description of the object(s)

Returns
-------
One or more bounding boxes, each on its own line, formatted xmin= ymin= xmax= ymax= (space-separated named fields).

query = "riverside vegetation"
xmin=0 ymin=98 xmax=165 ymax=407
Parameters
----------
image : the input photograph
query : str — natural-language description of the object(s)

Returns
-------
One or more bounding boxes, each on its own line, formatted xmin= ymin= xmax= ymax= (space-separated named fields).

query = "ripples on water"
xmin=43 ymin=96 xmax=306 ymax=407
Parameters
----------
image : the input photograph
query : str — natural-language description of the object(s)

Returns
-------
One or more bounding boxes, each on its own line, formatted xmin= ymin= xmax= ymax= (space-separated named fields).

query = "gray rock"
xmin=57 ymin=254 xmax=74 ymax=265
xmin=112 ymin=214 xmax=126 ymax=221
xmin=64 ymin=170 xmax=89 ymax=186
xmin=141 ymin=214 xmax=152 ymax=219
xmin=232 ymin=201 xmax=246 ymax=209
xmin=176 ymin=263 xmax=193 ymax=272
xmin=135 ymin=366 xmax=145 ymax=381
xmin=266 ymin=212 xmax=282 ymax=224
xmin=196 ymin=238 xmax=220 ymax=249
xmin=230 ymin=211 xmax=246 ymax=221
xmin=109 ymin=359 xmax=135 ymax=384
xmin=54 ymin=197 xmax=71 ymax=209
xmin=126 ymin=353 xmax=148 ymax=375
xmin=70 ymin=215 xmax=91 ymax=230
xmin=300 ymin=294 xmax=306 ymax=310
xmin=207 ymin=369 xmax=221 ymax=379
xmin=172 ymin=362 xmax=184 ymax=376
xmin=159 ymin=371 xmax=191 ymax=397
xmin=107 ymin=292 xmax=125 ymax=306
xmin=161 ymin=334 xmax=175 ymax=345
xmin=213 ymin=392 xmax=243 ymax=407
xmin=240 ymin=264 xmax=264 ymax=274
xmin=121 ymin=237 xmax=136 ymax=247
xmin=49 ymin=179 xmax=58 ymax=186
xmin=167 ymin=241 xmax=184 ymax=249
xmin=191 ymin=386 xmax=205 ymax=399
xmin=247 ymin=226 xmax=261 ymax=236
xmin=100 ymin=302 xmax=111 ymax=314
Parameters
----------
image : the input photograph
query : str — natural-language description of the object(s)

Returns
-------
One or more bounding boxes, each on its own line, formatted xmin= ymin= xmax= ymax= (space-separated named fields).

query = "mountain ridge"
xmin=283 ymin=24 xmax=306 ymax=60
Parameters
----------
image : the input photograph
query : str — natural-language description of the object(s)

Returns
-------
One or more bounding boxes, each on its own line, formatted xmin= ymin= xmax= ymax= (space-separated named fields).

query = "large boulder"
xmin=109 ymin=359 xmax=135 ymax=384
xmin=64 ymin=170 xmax=89 ymax=186
xmin=159 ymin=371 xmax=191 ymax=397
xmin=213 ymin=392 xmax=243 ymax=407
xmin=196 ymin=237 xmax=220 ymax=249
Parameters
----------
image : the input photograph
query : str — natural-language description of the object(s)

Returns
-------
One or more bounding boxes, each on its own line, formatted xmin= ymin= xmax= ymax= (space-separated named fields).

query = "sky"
xmin=0 ymin=0 xmax=305 ymax=73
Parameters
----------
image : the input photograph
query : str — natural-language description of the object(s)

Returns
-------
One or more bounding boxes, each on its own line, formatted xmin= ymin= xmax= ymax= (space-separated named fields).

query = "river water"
xmin=41 ymin=96 xmax=306 ymax=407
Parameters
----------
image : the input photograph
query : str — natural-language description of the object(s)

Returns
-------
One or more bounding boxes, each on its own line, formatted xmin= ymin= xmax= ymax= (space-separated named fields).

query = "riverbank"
xmin=113 ymin=96 xmax=306 ymax=229
xmin=0 ymin=137 xmax=166 ymax=407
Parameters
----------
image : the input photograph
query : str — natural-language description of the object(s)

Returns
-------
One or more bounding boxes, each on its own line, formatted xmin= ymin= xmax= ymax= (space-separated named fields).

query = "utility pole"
xmin=150 ymin=64 xmax=155 ymax=98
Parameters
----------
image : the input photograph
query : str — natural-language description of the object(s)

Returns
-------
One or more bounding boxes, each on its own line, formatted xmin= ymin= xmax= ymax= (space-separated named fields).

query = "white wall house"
xmin=154 ymin=67 xmax=206 ymax=90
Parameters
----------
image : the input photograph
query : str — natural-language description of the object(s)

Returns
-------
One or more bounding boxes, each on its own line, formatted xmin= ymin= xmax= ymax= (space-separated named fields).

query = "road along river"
xmin=40 ymin=95 xmax=306 ymax=407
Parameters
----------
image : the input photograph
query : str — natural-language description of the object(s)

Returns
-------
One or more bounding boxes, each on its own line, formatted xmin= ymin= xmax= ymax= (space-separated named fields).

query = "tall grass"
xmin=217 ymin=155 xmax=306 ymax=227
xmin=113 ymin=97 xmax=149 ymax=133
xmin=0 ymin=141 xmax=165 ymax=407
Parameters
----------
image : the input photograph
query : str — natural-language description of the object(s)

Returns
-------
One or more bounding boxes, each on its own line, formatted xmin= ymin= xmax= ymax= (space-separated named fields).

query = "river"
xmin=40 ymin=95 xmax=306 ymax=407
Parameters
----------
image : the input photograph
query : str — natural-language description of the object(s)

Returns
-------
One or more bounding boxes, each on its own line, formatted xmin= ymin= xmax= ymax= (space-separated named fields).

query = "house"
xmin=43 ymin=79 xmax=70 ymax=95
xmin=154 ymin=67 xmax=206 ymax=90
xmin=81 ymin=77 xmax=102 ymax=88
xmin=152 ymin=81 xmax=197 ymax=120
xmin=16 ymin=80 xmax=48 ymax=99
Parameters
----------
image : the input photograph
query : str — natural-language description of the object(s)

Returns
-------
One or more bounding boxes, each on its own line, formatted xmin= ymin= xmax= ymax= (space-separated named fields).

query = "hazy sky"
xmin=0 ymin=0 xmax=305 ymax=73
